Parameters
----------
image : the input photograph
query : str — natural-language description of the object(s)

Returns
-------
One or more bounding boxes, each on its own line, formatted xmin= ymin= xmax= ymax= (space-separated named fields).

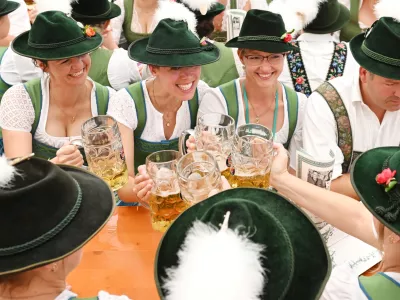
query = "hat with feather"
xmin=155 ymin=188 xmax=331 ymax=300
xmin=0 ymin=155 xmax=114 ymax=275
xmin=0 ymin=0 xmax=20 ymax=17
xmin=350 ymin=0 xmax=400 ymax=80
xmin=176 ymin=0 xmax=225 ymax=20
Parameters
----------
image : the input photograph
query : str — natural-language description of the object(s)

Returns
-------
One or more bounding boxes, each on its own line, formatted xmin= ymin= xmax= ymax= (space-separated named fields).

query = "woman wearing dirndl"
xmin=0 ymin=11 xmax=116 ymax=166
xmin=0 ymin=155 xmax=129 ymax=299
xmin=107 ymin=7 xmax=220 ymax=203
xmin=199 ymin=10 xmax=307 ymax=173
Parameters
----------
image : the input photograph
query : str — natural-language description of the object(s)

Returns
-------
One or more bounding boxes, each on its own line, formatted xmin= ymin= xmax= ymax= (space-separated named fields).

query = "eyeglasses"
xmin=244 ymin=54 xmax=284 ymax=66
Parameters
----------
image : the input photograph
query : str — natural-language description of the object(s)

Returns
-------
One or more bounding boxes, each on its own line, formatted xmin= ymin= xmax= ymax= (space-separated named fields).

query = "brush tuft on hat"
xmin=154 ymin=1 xmax=198 ymax=37
xmin=163 ymin=211 xmax=266 ymax=300
xmin=374 ymin=0 xmax=400 ymax=22
xmin=0 ymin=156 xmax=17 ymax=189
xmin=35 ymin=0 xmax=75 ymax=15
xmin=180 ymin=0 xmax=215 ymax=15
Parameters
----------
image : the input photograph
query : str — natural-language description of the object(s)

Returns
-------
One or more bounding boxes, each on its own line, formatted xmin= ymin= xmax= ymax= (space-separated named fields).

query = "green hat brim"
xmin=11 ymin=31 xmax=103 ymax=60
xmin=351 ymin=147 xmax=400 ymax=236
xmin=196 ymin=3 xmax=225 ymax=19
xmin=128 ymin=37 xmax=220 ymax=67
xmin=0 ymin=164 xmax=115 ymax=276
xmin=72 ymin=2 xmax=121 ymax=24
xmin=0 ymin=1 xmax=20 ymax=17
xmin=155 ymin=188 xmax=331 ymax=299
xmin=304 ymin=4 xmax=350 ymax=34
xmin=225 ymin=38 xmax=295 ymax=53
xmin=350 ymin=33 xmax=400 ymax=80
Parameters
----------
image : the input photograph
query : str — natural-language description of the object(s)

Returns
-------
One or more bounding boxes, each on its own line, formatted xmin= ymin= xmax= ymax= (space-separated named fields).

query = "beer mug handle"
xmin=178 ymin=129 xmax=195 ymax=155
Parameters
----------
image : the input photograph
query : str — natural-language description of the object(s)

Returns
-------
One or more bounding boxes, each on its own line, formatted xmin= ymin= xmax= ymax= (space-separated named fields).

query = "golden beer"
xmin=225 ymin=165 xmax=270 ymax=189
xmin=148 ymin=192 xmax=189 ymax=232
xmin=86 ymin=156 xmax=128 ymax=191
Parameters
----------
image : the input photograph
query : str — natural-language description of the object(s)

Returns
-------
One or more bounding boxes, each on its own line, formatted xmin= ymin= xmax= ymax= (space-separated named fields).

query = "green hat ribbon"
xmin=146 ymin=42 xmax=215 ymax=55
xmin=375 ymin=152 xmax=400 ymax=222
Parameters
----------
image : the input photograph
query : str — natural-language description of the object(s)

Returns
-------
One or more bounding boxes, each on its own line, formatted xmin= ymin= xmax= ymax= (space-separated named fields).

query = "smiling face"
xmin=38 ymin=54 xmax=91 ymax=86
xmin=360 ymin=68 xmax=400 ymax=112
xmin=238 ymin=49 xmax=285 ymax=88
xmin=150 ymin=65 xmax=202 ymax=101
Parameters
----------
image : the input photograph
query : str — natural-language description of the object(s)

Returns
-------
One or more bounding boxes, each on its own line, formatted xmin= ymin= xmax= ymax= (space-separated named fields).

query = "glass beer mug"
xmin=228 ymin=124 xmax=274 ymax=188
xmin=177 ymin=151 xmax=223 ymax=206
xmin=71 ymin=116 xmax=128 ymax=191
xmin=179 ymin=113 xmax=235 ymax=177
xmin=146 ymin=150 xmax=188 ymax=232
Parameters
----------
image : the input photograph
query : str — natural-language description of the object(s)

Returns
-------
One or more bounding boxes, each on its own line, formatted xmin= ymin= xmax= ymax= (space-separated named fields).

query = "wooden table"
xmin=68 ymin=207 xmax=163 ymax=299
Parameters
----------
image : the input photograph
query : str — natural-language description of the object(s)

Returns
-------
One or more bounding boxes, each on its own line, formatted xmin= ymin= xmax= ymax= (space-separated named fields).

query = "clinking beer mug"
xmin=71 ymin=116 xmax=128 ymax=191
xmin=228 ymin=124 xmax=274 ymax=189
xmin=146 ymin=150 xmax=189 ymax=233
xmin=179 ymin=113 xmax=235 ymax=176
xmin=177 ymin=151 xmax=223 ymax=206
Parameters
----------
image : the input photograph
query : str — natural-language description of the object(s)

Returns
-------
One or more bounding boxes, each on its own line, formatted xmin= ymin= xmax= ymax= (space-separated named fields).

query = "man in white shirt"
xmin=0 ymin=0 xmax=30 ymax=46
xmin=278 ymin=0 xmax=358 ymax=96
xmin=303 ymin=12 xmax=400 ymax=199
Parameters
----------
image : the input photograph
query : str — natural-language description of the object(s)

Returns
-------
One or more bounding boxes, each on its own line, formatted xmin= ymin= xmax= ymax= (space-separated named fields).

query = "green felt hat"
xmin=304 ymin=0 xmax=350 ymax=34
xmin=0 ymin=0 xmax=19 ymax=17
xmin=225 ymin=9 xmax=296 ymax=53
xmin=12 ymin=11 xmax=103 ymax=60
xmin=350 ymin=17 xmax=400 ymax=80
xmin=128 ymin=18 xmax=220 ymax=67
xmin=0 ymin=157 xmax=114 ymax=275
xmin=71 ymin=0 xmax=121 ymax=24
xmin=155 ymin=188 xmax=331 ymax=299
xmin=351 ymin=147 xmax=400 ymax=236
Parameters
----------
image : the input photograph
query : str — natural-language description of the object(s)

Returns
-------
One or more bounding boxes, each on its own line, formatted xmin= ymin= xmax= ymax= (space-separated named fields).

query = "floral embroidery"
xmin=286 ymin=42 xmax=348 ymax=97
xmin=316 ymin=82 xmax=354 ymax=174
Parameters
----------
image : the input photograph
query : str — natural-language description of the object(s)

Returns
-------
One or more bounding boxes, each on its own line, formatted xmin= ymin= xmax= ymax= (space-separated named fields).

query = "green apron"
xmin=123 ymin=0 xmax=151 ymax=43
xmin=125 ymin=81 xmax=198 ymax=171
xmin=0 ymin=78 xmax=110 ymax=159
xmin=218 ymin=80 xmax=298 ymax=149
xmin=201 ymin=42 xmax=239 ymax=87
xmin=340 ymin=0 xmax=362 ymax=42
xmin=88 ymin=48 xmax=113 ymax=87
xmin=359 ymin=272 xmax=400 ymax=300
xmin=0 ymin=47 xmax=11 ymax=101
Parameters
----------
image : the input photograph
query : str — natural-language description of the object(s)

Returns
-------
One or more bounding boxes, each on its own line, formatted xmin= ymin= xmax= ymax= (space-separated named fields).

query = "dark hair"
xmin=32 ymin=59 xmax=48 ymax=71
xmin=196 ymin=16 xmax=215 ymax=38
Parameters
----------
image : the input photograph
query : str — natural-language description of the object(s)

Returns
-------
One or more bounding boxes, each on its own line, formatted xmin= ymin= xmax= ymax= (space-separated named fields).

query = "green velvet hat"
xmin=155 ymin=188 xmax=331 ymax=299
xmin=71 ymin=0 xmax=121 ymax=24
xmin=225 ymin=9 xmax=296 ymax=53
xmin=0 ymin=0 xmax=19 ymax=17
xmin=0 ymin=157 xmax=115 ymax=275
xmin=304 ymin=0 xmax=350 ymax=34
xmin=128 ymin=18 xmax=220 ymax=67
xmin=350 ymin=17 xmax=400 ymax=80
xmin=12 ymin=11 xmax=103 ymax=60
xmin=351 ymin=147 xmax=400 ymax=235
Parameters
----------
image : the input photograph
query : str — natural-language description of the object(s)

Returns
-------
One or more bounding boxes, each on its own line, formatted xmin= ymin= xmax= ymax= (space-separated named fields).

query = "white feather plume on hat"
xmin=180 ymin=0 xmax=216 ymax=15
xmin=162 ymin=212 xmax=266 ymax=300
xmin=269 ymin=0 xmax=326 ymax=34
xmin=35 ymin=0 xmax=75 ymax=15
xmin=374 ymin=0 xmax=400 ymax=22
xmin=154 ymin=1 xmax=198 ymax=37
xmin=0 ymin=156 xmax=17 ymax=189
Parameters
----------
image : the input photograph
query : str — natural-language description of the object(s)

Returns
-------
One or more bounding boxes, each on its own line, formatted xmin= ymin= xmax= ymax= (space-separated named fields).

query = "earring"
xmin=388 ymin=234 xmax=400 ymax=244
xmin=51 ymin=263 xmax=58 ymax=272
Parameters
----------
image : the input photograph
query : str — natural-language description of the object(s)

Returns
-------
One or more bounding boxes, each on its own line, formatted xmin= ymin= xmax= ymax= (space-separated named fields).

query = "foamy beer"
xmin=228 ymin=124 xmax=274 ymax=188
xmin=179 ymin=113 xmax=235 ymax=181
xmin=77 ymin=116 xmax=128 ymax=191
xmin=146 ymin=150 xmax=188 ymax=232
xmin=177 ymin=151 xmax=223 ymax=206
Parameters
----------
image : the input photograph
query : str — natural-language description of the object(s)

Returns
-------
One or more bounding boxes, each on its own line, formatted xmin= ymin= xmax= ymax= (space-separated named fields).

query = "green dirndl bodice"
xmin=122 ymin=0 xmax=151 ymax=44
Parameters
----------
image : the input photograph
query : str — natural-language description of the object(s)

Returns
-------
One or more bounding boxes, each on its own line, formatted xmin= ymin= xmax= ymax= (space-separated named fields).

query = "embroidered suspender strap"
xmin=125 ymin=82 xmax=147 ymax=138
xmin=316 ymin=82 xmax=354 ymax=174
xmin=326 ymin=42 xmax=348 ymax=81
xmin=219 ymin=80 xmax=239 ymax=127
xmin=283 ymin=85 xmax=298 ymax=149
xmin=286 ymin=41 xmax=313 ymax=96
xmin=94 ymin=83 xmax=110 ymax=115
xmin=188 ymin=89 xmax=199 ymax=128
xmin=23 ymin=78 xmax=43 ymax=136
xmin=359 ymin=273 xmax=400 ymax=300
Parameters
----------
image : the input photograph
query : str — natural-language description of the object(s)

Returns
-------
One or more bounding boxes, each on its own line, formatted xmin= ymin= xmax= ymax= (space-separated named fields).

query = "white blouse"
xmin=0 ymin=75 xmax=116 ymax=148
xmin=56 ymin=289 xmax=130 ymax=300
xmin=107 ymin=80 xmax=210 ymax=141
xmin=199 ymin=79 xmax=307 ymax=169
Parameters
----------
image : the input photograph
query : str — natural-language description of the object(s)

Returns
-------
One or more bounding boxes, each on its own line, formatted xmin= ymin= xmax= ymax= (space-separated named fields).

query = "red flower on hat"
xmin=84 ymin=25 xmax=96 ymax=37
xmin=281 ymin=29 xmax=295 ymax=43
xmin=296 ymin=77 xmax=304 ymax=85
xmin=376 ymin=168 xmax=397 ymax=192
